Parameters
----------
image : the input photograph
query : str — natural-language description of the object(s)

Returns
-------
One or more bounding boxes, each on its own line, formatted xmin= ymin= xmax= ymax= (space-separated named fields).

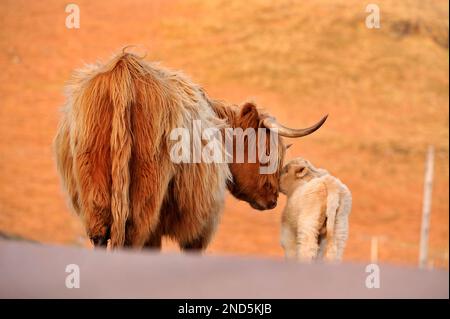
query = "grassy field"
xmin=0 ymin=0 xmax=448 ymax=267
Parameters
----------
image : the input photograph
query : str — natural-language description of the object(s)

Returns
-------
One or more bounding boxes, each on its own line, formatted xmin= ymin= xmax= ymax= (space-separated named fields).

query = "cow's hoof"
xmin=90 ymin=227 xmax=110 ymax=247
xmin=90 ymin=235 xmax=108 ymax=247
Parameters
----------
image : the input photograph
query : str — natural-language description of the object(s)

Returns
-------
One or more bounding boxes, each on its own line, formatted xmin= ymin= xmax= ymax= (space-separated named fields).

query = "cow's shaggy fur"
xmin=279 ymin=157 xmax=352 ymax=262
xmin=54 ymin=51 xmax=286 ymax=249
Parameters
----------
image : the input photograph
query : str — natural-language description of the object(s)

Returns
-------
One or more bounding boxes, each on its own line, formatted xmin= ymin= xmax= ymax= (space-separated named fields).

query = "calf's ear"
xmin=295 ymin=166 xmax=308 ymax=178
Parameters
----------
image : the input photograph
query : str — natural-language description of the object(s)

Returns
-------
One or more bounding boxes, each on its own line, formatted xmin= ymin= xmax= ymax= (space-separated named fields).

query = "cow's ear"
xmin=239 ymin=102 xmax=259 ymax=128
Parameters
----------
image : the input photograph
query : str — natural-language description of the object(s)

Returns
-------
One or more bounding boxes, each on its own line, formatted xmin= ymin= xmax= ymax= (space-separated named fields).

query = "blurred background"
xmin=0 ymin=0 xmax=448 ymax=268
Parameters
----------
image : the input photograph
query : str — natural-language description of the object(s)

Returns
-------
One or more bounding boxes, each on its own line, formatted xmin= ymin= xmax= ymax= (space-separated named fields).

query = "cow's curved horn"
xmin=261 ymin=114 xmax=328 ymax=138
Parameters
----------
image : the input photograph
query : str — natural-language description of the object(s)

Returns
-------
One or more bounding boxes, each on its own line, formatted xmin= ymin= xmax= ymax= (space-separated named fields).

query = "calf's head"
xmin=279 ymin=157 xmax=328 ymax=195
xmin=227 ymin=103 xmax=327 ymax=210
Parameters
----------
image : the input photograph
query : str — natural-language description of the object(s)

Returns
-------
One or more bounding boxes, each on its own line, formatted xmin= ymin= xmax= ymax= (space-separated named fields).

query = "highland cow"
xmin=53 ymin=51 xmax=327 ymax=250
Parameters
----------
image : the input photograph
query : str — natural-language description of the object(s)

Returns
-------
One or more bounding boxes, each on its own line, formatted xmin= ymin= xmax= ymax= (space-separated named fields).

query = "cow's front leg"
xmin=178 ymin=212 xmax=219 ymax=252
xmin=179 ymin=235 xmax=209 ymax=251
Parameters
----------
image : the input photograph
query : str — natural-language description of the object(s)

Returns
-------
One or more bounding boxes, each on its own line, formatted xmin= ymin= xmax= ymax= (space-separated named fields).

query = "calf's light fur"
xmin=279 ymin=157 xmax=352 ymax=262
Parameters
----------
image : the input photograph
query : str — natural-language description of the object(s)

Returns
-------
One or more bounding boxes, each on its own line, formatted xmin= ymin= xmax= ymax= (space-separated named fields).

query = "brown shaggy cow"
xmin=54 ymin=51 xmax=327 ymax=250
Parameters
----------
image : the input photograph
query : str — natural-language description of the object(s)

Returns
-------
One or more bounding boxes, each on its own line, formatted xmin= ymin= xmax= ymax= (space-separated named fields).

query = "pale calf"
xmin=279 ymin=157 xmax=352 ymax=262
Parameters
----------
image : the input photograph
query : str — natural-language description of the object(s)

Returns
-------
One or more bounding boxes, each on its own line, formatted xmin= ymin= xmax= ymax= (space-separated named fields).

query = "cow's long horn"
xmin=261 ymin=114 xmax=328 ymax=138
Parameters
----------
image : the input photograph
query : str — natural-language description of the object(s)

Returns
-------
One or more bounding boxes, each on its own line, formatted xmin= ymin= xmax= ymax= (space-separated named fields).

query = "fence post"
xmin=419 ymin=146 xmax=434 ymax=269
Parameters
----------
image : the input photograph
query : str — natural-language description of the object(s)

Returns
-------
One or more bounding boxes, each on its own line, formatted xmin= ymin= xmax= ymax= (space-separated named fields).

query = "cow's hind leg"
xmin=125 ymin=159 xmax=172 ymax=248
xmin=143 ymin=228 xmax=163 ymax=250
xmin=55 ymin=121 xmax=109 ymax=248
xmin=75 ymin=151 xmax=112 ymax=248
xmin=91 ymin=227 xmax=110 ymax=247
xmin=69 ymin=86 xmax=115 ymax=248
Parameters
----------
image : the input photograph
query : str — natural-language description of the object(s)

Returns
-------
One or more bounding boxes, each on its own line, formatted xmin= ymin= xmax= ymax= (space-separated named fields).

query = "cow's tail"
xmin=106 ymin=53 xmax=136 ymax=248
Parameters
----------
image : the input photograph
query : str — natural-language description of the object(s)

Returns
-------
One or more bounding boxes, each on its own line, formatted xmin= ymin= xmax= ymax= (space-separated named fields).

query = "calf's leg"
xmin=280 ymin=224 xmax=297 ymax=259
xmin=296 ymin=195 xmax=324 ymax=262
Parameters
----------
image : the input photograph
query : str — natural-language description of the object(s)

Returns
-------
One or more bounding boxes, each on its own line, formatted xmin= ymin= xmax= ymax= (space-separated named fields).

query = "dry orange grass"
xmin=0 ymin=0 xmax=448 ymax=267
